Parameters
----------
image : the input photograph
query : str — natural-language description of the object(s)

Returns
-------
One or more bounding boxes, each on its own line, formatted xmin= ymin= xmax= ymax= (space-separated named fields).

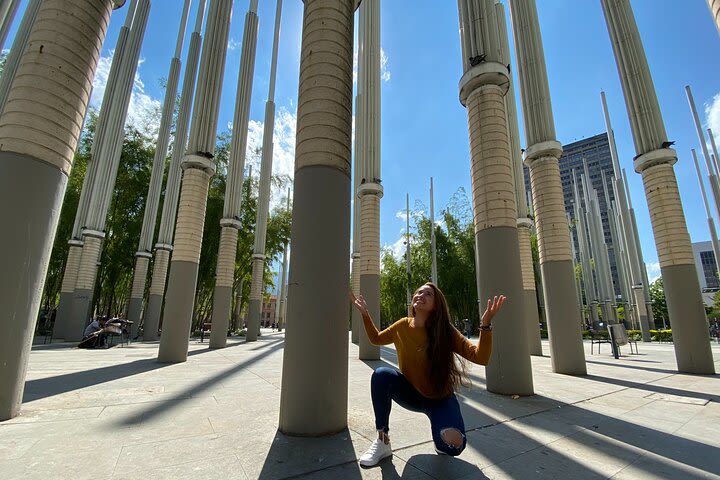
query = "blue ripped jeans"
xmin=371 ymin=366 xmax=467 ymax=456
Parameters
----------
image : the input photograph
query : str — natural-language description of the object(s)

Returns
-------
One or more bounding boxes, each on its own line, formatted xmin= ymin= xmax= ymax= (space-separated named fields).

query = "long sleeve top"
xmin=362 ymin=315 xmax=492 ymax=399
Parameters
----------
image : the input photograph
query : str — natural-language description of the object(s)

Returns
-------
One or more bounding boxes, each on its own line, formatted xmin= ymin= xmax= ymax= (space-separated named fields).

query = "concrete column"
xmin=581 ymin=167 xmax=616 ymax=325
xmin=126 ymin=253 xmax=150 ymax=336
xmin=144 ymin=0 xmax=207 ymax=340
xmin=707 ymin=0 xmax=720 ymax=35
xmin=496 ymin=2 xmax=541 ymax=356
xmin=210 ymin=1 xmax=260 ymax=348
xmin=0 ymin=0 xmax=19 ymax=52
xmin=601 ymin=91 xmax=651 ymax=339
xmin=602 ymin=0 xmax=714 ymax=373
xmin=209 ymin=224 xmax=239 ymax=347
xmin=128 ymin=0 xmax=192 ymax=333
xmin=54 ymin=0 xmax=127 ymax=338
xmin=56 ymin=240 xmax=83 ymax=339
xmin=243 ymin=1 xmax=277 ymax=343
xmin=276 ymin=191 xmax=290 ymax=331
xmin=457 ymin=0 xmax=533 ymax=395
xmin=279 ymin=0 xmax=354 ymax=436
xmin=70 ymin=0 xmax=150 ymax=340
xmin=0 ymin=0 xmax=120 ymax=421
xmin=0 ymin=0 xmax=41 ymax=113
xmin=158 ymin=0 xmax=232 ymax=363
xmin=350 ymin=89 xmax=363 ymax=345
xmin=356 ymin=0 xmax=381 ymax=361
xmin=509 ymin=0 xmax=586 ymax=374
xmin=687 ymin=86 xmax=720 ymax=222
xmin=144 ymin=246 xmax=169 ymax=340
xmin=572 ymin=170 xmax=598 ymax=328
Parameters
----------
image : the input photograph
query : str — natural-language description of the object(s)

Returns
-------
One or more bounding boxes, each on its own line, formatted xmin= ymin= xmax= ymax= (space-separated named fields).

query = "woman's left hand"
xmin=481 ymin=295 xmax=506 ymax=327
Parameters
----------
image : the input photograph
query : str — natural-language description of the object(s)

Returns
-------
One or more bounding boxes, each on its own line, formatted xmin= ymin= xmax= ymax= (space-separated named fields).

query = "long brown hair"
xmin=411 ymin=282 xmax=468 ymax=396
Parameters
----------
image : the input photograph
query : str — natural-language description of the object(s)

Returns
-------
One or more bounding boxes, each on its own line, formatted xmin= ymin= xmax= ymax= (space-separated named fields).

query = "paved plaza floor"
xmin=1 ymin=331 xmax=719 ymax=479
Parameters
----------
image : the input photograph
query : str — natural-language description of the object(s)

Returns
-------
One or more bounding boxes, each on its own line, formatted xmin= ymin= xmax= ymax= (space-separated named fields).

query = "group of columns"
xmin=0 ymin=0 xmax=715 ymax=432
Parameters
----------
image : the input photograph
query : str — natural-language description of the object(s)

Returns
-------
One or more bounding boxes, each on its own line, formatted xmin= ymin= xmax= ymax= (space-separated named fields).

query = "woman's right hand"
xmin=350 ymin=292 xmax=369 ymax=317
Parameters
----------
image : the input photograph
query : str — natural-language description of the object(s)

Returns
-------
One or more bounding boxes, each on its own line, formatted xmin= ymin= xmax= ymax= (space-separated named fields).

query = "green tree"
xmin=379 ymin=187 xmax=479 ymax=331
xmin=649 ymin=277 xmax=668 ymax=327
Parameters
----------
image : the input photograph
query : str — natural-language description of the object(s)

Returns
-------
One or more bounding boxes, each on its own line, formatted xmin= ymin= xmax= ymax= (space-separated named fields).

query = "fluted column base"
xmin=158 ymin=260 xmax=198 ymax=363
xmin=542 ymin=260 xmax=587 ymax=375
xmin=632 ymin=287 xmax=651 ymax=341
xmin=524 ymin=289 xmax=542 ymax=356
xmin=209 ymin=286 xmax=232 ymax=348
xmin=663 ymin=264 xmax=715 ymax=374
xmin=0 ymin=152 xmax=66 ymax=420
xmin=143 ymin=294 xmax=162 ymax=341
xmin=358 ymin=274 xmax=380 ymax=360
xmin=279 ymin=166 xmax=350 ymax=436
xmin=478 ymin=227 xmax=534 ymax=395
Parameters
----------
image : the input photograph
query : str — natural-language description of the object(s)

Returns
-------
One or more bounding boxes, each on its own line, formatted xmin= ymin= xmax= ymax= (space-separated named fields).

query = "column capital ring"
xmin=633 ymin=148 xmax=677 ymax=173
xmin=458 ymin=62 xmax=509 ymax=106
xmin=523 ymin=140 xmax=562 ymax=167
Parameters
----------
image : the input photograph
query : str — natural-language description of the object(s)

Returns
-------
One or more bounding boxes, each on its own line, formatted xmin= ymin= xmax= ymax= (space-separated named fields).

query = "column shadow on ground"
xmin=585 ymin=358 xmax=678 ymax=375
xmin=21 ymin=336 xmax=258 ymax=403
xmin=451 ymin=377 xmax=720 ymax=478
xmin=378 ymin=346 xmax=719 ymax=478
xmin=113 ymin=338 xmax=285 ymax=426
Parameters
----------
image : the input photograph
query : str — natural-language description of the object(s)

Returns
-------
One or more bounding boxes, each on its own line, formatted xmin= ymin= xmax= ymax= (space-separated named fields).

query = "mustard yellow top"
xmin=362 ymin=316 xmax=492 ymax=399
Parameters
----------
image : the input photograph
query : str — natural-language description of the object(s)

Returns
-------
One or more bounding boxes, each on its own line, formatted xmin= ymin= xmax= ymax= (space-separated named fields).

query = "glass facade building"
xmin=524 ymin=132 xmax=621 ymax=298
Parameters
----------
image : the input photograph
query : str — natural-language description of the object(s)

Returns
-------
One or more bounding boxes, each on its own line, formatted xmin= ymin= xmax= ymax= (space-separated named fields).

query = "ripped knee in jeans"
xmin=437 ymin=428 xmax=466 ymax=455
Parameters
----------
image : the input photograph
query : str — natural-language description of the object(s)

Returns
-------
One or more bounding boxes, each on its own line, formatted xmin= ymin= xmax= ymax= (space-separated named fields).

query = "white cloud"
xmin=353 ymin=47 xmax=391 ymax=86
xmin=704 ymin=93 xmax=720 ymax=151
xmin=228 ymin=38 xmax=241 ymax=51
xmin=646 ymin=262 xmax=661 ymax=283
xmin=243 ymin=106 xmax=297 ymax=211
xmin=90 ymin=52 xmax=162 ymax=139
xmin=384 ymin=236 xmax=407 ymax=262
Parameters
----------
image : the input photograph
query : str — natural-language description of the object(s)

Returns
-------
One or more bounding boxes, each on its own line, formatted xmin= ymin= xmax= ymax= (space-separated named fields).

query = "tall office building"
xmin=525 ymin=133 xmax=621 ymax=298
xmin=692 ymin=241 xmax=720 ymax=292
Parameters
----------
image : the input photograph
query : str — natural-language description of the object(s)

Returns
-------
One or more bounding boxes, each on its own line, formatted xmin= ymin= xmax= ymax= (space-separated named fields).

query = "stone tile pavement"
xmin=1 ymin=331 xmax=719 ymax=479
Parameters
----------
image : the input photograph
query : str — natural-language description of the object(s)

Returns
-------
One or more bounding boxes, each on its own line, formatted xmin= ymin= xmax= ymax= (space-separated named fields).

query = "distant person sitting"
xmin=78 ymin=316 xmax=110 ymax=349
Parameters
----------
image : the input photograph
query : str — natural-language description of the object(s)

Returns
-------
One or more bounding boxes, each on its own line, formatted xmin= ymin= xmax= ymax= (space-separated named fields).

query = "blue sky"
xmin=6 ymin=1 xmax=720 ymax=284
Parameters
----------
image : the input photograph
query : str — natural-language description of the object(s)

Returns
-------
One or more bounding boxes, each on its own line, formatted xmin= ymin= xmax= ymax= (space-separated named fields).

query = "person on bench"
xmin=78 ymin=316 xmax=110 ymax=349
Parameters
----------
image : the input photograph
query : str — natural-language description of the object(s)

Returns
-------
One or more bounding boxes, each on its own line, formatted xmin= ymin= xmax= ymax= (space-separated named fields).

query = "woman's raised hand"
xmin=481 ymin=295 xmax=506 ymax=327
xmin=350 ymin=291 xmax=369 ymax=317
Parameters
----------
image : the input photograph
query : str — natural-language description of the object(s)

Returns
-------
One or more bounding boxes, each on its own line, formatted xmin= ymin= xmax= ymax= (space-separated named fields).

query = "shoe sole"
xmin=358 ymin=452 xmax=392 ymax=467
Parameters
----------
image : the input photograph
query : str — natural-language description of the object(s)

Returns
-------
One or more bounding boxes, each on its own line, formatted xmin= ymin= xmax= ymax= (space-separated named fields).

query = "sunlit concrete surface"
xmin=1 ymin=332 xmax=718 ymax=479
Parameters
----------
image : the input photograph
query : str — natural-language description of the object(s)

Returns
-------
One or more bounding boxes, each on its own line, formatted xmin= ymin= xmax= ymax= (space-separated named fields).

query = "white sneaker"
xmin=358 ymin=438 xmax=392 ymax=467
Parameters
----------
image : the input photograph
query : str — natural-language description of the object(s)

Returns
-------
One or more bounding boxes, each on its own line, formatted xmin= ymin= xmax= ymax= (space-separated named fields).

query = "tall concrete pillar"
xmin=602 ymin=0 xmax=714 ymax=373
xmin=143 ymin=0 xmax=207 ymax=341
xmin=279 ymin=0 xmax=354 ymax=436
xmin=0 ymin=0 xmax=124 ymax=422
xmin=356 ymin=0 xmax=381 ymax=361
xmin=0 ymin=0 xmax=41 ymax=113
xmin=509 ymin=0 xmax=586 ymax=374
xmin=707 ymin=0 xmax=720 ymax=35
xmin=572 ymin=170 xmax=599 ymax=329
xmin=210 ymin=0 xmax=261 ymax=348
xmin=158 ymin=0 xmax=233 ymax=363
xmin=350 ymin=88 xmax=362 ymax=345
xmin=276 ymin=189 xmax=291 ymax=331
xmin=0 ymin=0 xmax=19 ymax=52
xmin=496 ymin=2 xmax=541 ymax=356
xmin=127 ymin=0 xmax=192 ymax=339
xmin=67 ymin=0 xmax=150 ymax=341
xmin=61 ymin=0 xmax=138 ymax=339
xmin=457 ymin=0 xmax=533 ymax=395
xmin=581 ymin=165 xmax=617 ymax=326
xmin=601 ymin=91 xmax=651 ymax=340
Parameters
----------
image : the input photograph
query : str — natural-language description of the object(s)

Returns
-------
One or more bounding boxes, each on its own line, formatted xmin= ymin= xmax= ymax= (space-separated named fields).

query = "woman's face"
xmin=412 ymin=285 xmax=436 ymax=314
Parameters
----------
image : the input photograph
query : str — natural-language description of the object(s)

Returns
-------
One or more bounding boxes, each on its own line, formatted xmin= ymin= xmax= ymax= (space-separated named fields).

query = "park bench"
xmin=589 ymin=328 xmax=611 ymax=354
xmin=200 ymin=322 xmax=212 ymax=342
xmin=591 ymin=324 xmax=638 ymax=357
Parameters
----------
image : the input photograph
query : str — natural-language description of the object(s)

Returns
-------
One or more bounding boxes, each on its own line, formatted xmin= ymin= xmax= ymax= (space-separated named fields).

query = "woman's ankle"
xmin=377 ymin=431 xmax=390 ymax=444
